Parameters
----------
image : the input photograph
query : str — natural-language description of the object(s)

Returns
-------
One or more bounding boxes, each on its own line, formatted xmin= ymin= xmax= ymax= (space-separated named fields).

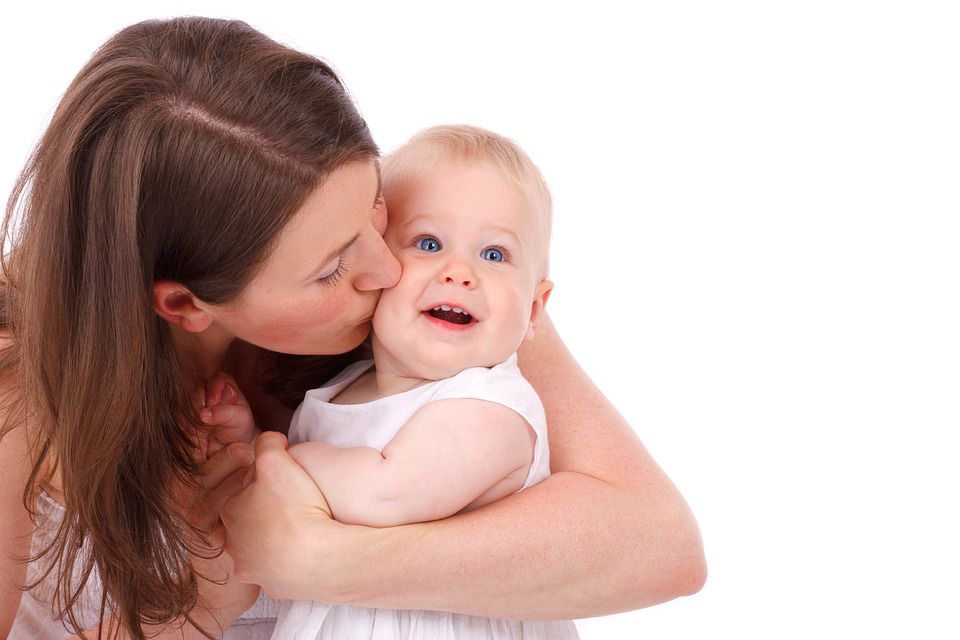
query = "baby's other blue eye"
xmin=482 ymin=247 xmax=505 ymax=262
xmin=416 ymin=237 xmax=441 ymax=252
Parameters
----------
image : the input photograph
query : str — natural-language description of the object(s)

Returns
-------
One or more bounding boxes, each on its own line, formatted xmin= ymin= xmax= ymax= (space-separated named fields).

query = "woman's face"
xmin=209 ymin=160 xmax=401 ymax=355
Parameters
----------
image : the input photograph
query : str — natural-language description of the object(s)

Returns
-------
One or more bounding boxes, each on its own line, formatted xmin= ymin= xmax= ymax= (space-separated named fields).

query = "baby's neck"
xmin=332 ymin=334 xmax=433 ymax=404
xmin=333 ymin=365 xmax=429 ymax=404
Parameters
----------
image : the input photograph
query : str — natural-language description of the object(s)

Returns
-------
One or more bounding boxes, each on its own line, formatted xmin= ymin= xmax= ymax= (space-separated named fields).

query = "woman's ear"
xmin=152 ymin=280 xmax=214 ymax=333
xmin=524 ymin=280 xmax=554 ymax=342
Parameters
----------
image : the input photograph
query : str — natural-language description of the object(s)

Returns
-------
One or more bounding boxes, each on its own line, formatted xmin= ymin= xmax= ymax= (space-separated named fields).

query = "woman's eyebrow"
xmin=372 ymin=168 xmax=382 ymax=206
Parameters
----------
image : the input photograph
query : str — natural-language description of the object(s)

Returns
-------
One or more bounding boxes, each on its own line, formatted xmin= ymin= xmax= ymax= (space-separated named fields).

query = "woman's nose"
xmin=355 ymin=233 xmax=401 ymax=291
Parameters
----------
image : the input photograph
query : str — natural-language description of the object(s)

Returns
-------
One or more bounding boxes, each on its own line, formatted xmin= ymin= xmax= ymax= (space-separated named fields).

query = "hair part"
xmin=382 ymin=124 xmax=553 ymax=276
xmin=1 ymin=17 xmax=376 ymax=638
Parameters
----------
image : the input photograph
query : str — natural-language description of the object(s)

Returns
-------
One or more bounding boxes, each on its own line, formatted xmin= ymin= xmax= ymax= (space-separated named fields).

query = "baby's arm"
xmin=288 ymin=399 xmax=534 ymax=527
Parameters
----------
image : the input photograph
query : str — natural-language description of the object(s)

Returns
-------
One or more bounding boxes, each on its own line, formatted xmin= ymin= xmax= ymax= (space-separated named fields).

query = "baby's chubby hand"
xmin=198 ymin=371 xmax=261 ymax=457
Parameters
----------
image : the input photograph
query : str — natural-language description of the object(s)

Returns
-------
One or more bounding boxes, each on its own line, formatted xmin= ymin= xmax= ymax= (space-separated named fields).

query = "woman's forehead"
xmin=260 ymin=160 xmax=380 ymax=281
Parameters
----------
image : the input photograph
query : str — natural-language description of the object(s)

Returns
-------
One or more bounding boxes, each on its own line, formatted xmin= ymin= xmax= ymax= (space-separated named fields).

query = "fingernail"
xmin=200 ymin=408 xmax=212 ymax=422
xmin=223 ymin=384 xmax=235 ymax=402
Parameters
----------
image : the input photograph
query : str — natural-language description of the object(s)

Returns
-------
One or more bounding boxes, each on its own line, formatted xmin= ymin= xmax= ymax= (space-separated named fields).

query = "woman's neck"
xmin=170 ymin=324 xmax=232 ymax=384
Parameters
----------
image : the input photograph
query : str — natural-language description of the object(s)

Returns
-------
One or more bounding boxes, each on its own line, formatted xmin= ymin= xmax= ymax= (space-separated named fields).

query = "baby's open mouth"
xmin=427 ymin=305 xmax=474 ymax=325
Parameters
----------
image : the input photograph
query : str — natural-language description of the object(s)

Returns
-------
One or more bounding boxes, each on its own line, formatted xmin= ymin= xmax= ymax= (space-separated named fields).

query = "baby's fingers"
xmin=205 ymin=371 xmax=245 ymax=408
xmin=199 ymin=403 xmax=247 ymax=428
xmin=199 ymin=403 xmax=257 ymax=448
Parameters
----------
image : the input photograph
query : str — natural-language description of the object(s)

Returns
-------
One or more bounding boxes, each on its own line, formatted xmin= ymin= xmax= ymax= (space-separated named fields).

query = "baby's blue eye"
xmin=416 ymin=237 xmax=441 ymax=252
xmin=482 ymin=247 xmax=505 ymax=262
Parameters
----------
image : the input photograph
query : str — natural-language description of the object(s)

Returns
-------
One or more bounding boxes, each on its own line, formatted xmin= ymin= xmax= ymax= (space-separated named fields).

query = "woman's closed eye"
xmin=317 ymin=256 xmax=349 ymax=286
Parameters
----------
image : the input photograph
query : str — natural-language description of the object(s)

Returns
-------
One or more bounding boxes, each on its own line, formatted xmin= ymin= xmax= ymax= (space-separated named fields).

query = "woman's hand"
xmin=181 ymin=442 xmax=261 ymax=631
xmin=66 ymin=443 xmax=262 ymax=639
xmin=221 ymin=432 xmax=342 ymax=600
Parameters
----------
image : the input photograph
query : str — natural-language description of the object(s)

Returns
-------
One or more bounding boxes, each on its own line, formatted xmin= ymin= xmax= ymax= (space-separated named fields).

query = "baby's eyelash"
xmin=318 ymin=258 xmax=349 ymax=286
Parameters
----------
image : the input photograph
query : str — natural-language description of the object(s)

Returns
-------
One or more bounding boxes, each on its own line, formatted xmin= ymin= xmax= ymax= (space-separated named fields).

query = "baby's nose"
xmin=444 ymin=274 xmax=473 ymax=287
xmin=441 ymin=260 xmax=476 ymax=288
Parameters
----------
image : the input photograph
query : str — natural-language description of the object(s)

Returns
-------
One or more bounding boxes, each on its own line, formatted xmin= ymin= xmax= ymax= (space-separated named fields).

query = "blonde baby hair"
xmin=382 ymin=124 xmax=552 ymax=276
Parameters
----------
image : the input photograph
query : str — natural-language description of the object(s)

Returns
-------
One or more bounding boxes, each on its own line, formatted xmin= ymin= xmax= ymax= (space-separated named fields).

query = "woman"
xmin=0 ymin=16 xmax=704 ymax=639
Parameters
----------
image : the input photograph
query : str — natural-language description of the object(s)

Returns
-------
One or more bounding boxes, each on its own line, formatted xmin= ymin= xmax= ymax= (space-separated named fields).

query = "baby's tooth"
xmin=440 ymin=304 xmax=452 ymax=311
xmin=453 ymin=307 xmax=464 ymax=314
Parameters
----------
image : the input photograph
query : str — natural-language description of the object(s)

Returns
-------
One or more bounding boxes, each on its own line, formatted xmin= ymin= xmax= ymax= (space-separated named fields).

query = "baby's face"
xmin=372 ymin=159 xmax=549 ymax=379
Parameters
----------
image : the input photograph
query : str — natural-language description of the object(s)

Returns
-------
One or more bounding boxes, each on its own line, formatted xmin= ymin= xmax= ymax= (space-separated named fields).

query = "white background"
xmin=3 ymin=2 xmax=958 ymax=638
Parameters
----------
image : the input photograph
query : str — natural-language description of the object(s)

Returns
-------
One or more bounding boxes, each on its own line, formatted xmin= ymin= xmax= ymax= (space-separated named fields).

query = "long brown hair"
xmin=0 ymin=17 xmax=376 ymax=638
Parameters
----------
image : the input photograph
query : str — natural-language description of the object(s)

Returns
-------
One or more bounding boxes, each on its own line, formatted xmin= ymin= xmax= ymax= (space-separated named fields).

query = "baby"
xmin=210 ymin=125 xmax=578 ymax=639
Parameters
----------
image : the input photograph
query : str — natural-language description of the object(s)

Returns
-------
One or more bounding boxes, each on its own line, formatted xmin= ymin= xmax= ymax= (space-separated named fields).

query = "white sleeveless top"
xmin=273 ymin=353 xmax=579 ymax=640
xmin=9 ymin=490 xmax=279 ymax=639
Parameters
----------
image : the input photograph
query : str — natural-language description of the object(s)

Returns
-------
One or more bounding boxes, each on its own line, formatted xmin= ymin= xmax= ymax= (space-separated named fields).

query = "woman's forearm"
xmin=327 ymin=469 xmax=704 ymax=618
xmin=312 ymin=315 xmax=705 ymax=618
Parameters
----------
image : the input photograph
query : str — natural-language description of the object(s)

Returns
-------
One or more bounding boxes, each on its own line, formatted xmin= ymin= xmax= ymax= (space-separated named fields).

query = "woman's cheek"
xmin=255 ymin=291 xmax=350 ymax=346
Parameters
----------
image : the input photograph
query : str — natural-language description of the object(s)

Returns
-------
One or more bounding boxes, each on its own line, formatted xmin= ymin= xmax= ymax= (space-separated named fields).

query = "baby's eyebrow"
xmin=486 ymin=225 xmax=524 ymax=250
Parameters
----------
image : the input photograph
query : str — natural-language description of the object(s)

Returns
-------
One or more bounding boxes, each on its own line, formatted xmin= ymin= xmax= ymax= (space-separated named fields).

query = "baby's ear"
xmin=524 ymin=280 xmax=554 ymax=342
xmin=152 ymin=280 xmax=214 ymax=333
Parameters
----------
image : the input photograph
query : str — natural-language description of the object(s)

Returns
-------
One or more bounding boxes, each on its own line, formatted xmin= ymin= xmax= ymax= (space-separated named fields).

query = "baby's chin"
xmin=370 ymin=322 xmax=519 ymax=379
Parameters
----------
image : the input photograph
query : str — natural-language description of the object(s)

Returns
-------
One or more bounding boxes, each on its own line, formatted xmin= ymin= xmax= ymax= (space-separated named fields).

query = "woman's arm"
xmin=223 ymin=314 xmax=705 ymax=618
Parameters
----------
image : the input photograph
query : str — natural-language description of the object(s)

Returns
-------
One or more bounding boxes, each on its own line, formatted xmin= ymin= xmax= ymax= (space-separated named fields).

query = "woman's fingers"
xmin=221 ymin=432 xmax=334 ymax=590
xmin=185 ymin=443 xmax=253 ymax=528
xmin=203 ymin=467 xmax=251 ymax=525
xmin=199 ymin=442 xmax=255 ymax=492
